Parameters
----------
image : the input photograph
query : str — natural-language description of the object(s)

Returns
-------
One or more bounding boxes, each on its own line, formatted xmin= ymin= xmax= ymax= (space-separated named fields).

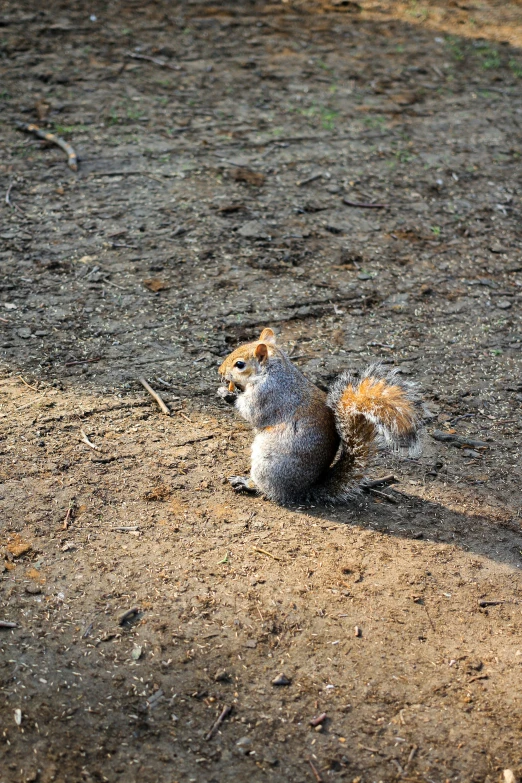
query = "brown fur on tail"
xmin=307 ymin=365 xmax=421 ymax=503
xmin=339 ymin=374 xmax=419 ymax=447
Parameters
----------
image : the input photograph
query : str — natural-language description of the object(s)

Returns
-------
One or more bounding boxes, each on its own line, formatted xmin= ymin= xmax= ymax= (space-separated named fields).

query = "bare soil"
xmin=1 ymin=1 xmax=522 ymax=782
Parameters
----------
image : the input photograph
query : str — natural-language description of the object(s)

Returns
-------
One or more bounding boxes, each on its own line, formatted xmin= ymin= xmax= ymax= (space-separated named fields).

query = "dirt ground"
xmin=1 ymin=1 xmax=522 ymax=781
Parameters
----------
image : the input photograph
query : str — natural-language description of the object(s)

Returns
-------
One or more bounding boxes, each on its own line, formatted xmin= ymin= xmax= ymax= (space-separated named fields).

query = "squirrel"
xmin=218 ymin=327 xmax=422 ymax=506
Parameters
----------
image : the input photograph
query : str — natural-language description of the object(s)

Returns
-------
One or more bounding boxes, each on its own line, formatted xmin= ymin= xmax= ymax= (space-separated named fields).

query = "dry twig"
xmin=16 ymin=121 xmax=78 ymax=170
xmin=309 ymin=712 xmax=327 ymax=727
xmin=80 ymin=429 xmax=101 ymax=451
xmin=343 ymin=198 xmax=387 ymax=209
xmin=139 ymin=377 xmax=170 ymax=415
xmin=253 ymin=547 xmax=281 ymax=561
xmin=367 ymin=487 xmax=399 ymax=504
xmin=19 ymin=376 xmax=38 ymax=391
xmin=125 ymin=51 xmax=180 ymax=71
xmin=204 ymin=704 xmax=232 ymax=741
xmin=5 ymin=180 xmax=14 ymax=208
xmin=65 ymin=358 xmax=101 ymax=367
xmin=308 ymin=758 xmax=324 ymax=783
xmin=62 ymin=506 xmax=73 ymax=530
xmin=361 ymin=474 xmax=397 ymax=489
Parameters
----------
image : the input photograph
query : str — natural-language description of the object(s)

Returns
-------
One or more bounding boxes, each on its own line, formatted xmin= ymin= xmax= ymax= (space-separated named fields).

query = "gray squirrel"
xmin=218 ymin=327 xmax=422 ymax=505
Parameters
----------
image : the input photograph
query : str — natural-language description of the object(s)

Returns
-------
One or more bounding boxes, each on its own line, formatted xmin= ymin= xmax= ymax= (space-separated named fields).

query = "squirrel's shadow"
xmin=280 ymin=489 xmax=522 ymax=571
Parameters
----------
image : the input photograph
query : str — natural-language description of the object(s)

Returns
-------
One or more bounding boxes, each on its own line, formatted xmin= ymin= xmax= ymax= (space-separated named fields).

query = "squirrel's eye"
xmin=234 ymin=360 xmax=246 ymax=370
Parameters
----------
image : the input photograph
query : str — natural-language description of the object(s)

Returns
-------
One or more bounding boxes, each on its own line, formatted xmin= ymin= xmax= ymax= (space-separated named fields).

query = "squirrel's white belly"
xmin=250 ymin=426 xmax=333 ymax=503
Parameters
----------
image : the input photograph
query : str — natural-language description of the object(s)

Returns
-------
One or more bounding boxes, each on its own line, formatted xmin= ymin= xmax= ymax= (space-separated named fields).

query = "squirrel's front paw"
xmin=217 ymin=386 xmax=237 ymax=405
xmin=229 ymin=476 xmax=257 ymax=493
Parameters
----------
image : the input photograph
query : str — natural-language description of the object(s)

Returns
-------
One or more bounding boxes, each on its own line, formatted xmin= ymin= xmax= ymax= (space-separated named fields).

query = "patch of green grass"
xmin=509 ymin=59 xmax=522 ymax=78
xmin=53 ymin=124 xmax=89 ymax=134
xmin=126 ymin=106 xmax=144 ymax=120
xmin=395 ymin=149 xmax=413 ymax=164
xmin=106 ymin=109 xmax=120 ymax=126
xmin=364 ymin=115 xmax=386 ymax=129
xmin=0 ymin=90 xmax=11 ymax=99
xmin=317 ymin=59 xmax=333 ymax=73
xmin=445 ymin=36 xmax=465 ymax=62
xmin=321 ymin=109 xmax=338 ymax=130
xmin=298 ymin=103 xmax=339 ymax=129
xmin=430 ymin=225 xmax=441 ymax=236
xmin=478 ymin=45 xmax=501 ymax=70
xmin=407 ymin=1 xmax=428 ymax=21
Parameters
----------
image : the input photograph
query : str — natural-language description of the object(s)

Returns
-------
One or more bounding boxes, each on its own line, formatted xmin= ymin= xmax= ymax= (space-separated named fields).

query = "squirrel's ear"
xmin=258 ymin=327 xmax=276 ymax=344
xmin=254 ymin=343 xmax=269 ymax=362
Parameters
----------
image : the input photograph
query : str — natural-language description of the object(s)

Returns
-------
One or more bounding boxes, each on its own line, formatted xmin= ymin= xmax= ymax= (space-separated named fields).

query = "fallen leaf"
xmin=26 ymin=567 xmax=46 ymax=585
xmin=6 ymin=536 xmax=32 ymax=558
xmin=391 ymin=91 xmax=418 ymax=106
xmin=35 ymin=99 xmax=50 ymax=121
xmin=143 ymin=485 xmax=172 ymax=501
xmin=230 ymin=167 xmax=265 ymax=186
xmin=143 ymin=278 xmax=170 ymax=292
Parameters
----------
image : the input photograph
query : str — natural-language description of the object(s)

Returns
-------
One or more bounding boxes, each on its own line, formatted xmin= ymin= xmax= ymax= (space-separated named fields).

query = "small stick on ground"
xmin=139 ymin=377 xmax=170 ymax=415
xmin=367 ymin=488 xmax=399 ymax=504
xmin=80 ymin=429 xmax=101 ymax=451
xmin=362 ymin=474 xmax=398 ymax=489
xmin=297 ymin=173 xmax=322 ymax=187
xmin=308 ymin=758 xmax=324 ymax=783
xmin=0 ymin=621 xmax=17 ymax=629
xmin=119 ymin=607 xmax=140 ymax=625
xmin=343 ymin=198 xmax=388 ymax=209
xmin=424 ymin=604 xmax=436 ymax=632
xmin=253 ymin=547 xmax=281 ymax=561
xmin=5 ymin=180 xmax=24 ymax=213
xmin=65 ymin=358 xmax=101 ymax=367
xmin=155 ymin=377 xmax=177 ymax=389
xmin=16 ymin=121 xmax=78 ymax=171
xmin=407 ymin=745 xmax=417 ymax=765
xmin=204 ymin=704 xmax=232 ymax=741
xmin=19 ymin=375 xmax=39 ymax=391
xmin=125 ymin=51 xmax=181 ymax=71
xmin=62 ymin=506 xmax=73 ymax=530
xmin=431 ymin=430 xmax=489 ymax=449
xmin=178 ymin=411 xmax=193 ymax=423
xmin=5 ymin=180 xmax=15 ymax=208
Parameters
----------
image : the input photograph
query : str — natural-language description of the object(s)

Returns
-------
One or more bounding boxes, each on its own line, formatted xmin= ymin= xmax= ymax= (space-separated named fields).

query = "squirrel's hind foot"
xmin=229 ymin=475 xmax=257 ymax=494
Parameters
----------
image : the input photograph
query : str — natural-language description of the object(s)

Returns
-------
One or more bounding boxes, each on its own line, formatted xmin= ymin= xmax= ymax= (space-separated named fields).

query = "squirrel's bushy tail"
xmin=309 ymin=364 xmax=421 ymax=503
